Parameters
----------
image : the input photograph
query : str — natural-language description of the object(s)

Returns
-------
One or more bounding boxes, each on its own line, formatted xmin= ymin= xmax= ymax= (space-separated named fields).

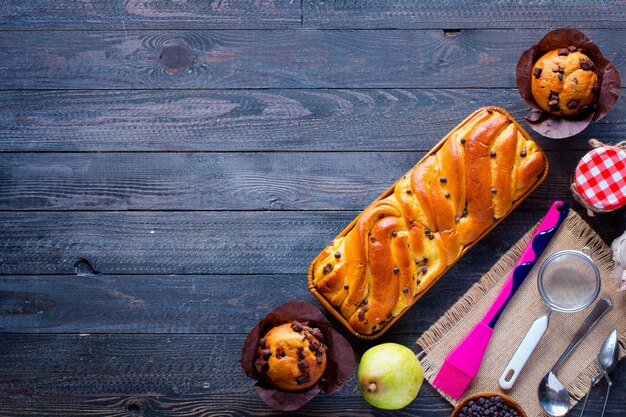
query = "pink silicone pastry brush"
xmin=432 ymin=201 xmax=569 ymax=400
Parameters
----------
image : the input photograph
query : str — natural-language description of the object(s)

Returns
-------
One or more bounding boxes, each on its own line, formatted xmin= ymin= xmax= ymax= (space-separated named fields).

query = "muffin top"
xmin=531 ymin=47 xmax=599 ymax=117
xmin=255 ymin=321 xmax=327 ymax=391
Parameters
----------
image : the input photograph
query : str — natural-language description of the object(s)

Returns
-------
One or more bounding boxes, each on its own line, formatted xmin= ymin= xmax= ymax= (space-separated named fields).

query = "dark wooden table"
xmin=1 ymin=2 xmax=626 ymax=416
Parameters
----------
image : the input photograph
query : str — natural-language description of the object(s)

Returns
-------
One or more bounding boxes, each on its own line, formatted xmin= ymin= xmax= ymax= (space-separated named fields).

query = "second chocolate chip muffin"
xmin=255 ymin=321 xmax=327 ymax=391
xmin=531 ymin=47 xmax=599 ymax=117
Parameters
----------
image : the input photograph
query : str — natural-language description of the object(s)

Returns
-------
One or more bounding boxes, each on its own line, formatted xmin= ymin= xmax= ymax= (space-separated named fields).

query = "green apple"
xmin=357 ymin=343 xmax=423 ymax=410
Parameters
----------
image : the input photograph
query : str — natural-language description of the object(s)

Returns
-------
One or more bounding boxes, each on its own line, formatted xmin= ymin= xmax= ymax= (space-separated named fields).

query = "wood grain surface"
xmin=2 ymin=1 xmax=624 ymax=31
xmin=2 ymin=89 xmax=625 ymax=152
xmin=303 ymin=1 xmax=626 ymax=29
xmin=0 ymin=334 xmax=623 ymax=417
xmin=0 ymin=150 xmax=592 ymax=210
xmin=0 ymin=333 xmax=452 ymax=417
xmin=1 ymin=2 xmax=626 ymax=416
xmin=1 ymin=29 xmax=623 ymax=89
xmin=0 ymin=271 xmax=482 ymax=334
xmin=0 ymin=0 xmax=301 ymax=30
xmin=0 ymin=210 xmax=541 ymax=275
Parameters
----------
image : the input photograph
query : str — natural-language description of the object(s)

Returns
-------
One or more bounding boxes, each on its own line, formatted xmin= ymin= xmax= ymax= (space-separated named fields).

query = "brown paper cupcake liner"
xmin=241 ymin=301 xmax=355 ymax=411
xmin=517 ymin=28 xmax=621 ymax=139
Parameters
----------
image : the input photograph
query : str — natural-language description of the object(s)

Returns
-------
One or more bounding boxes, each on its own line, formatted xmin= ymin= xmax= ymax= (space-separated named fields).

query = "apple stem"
xmin=367 ymin=383 xmax=376 ymax=393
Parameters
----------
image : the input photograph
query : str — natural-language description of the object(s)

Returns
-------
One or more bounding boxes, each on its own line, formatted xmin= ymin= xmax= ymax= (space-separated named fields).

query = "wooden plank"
xmin=0 ymin=150 xmax=601 ymax=211
xmin=1 ymin=208 xmax=621 ymax=276
xmin=0 ymin=274 xmax=321 ymax=334
xmin=0 ymin=333 xmax=624 ymax=417
xmin=1 ymin=89 xmax=624 ymax=152
xmin=0 ymin=29 xmax=623 ymax=89
xmin=0 ymin=333 xmax=453 ymax=416
xmin=0 ymin=210 xmax=544 ymax=275
xmin=0 ymin=0 xmax=301 ymax=30
xmin=303 ymin=1 xmax=626 ymax=29
xmin=0 ymin=151 xmax=418 ymax=211
xmin=0 ymin=266 xmax=491 ymax=334
xmin=0 ymin=393 xmax=452 ymax=417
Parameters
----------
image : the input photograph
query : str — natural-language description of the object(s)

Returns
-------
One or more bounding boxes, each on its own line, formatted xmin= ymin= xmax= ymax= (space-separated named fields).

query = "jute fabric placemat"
xmin=417 ymin=210 xmax=626 ymax=416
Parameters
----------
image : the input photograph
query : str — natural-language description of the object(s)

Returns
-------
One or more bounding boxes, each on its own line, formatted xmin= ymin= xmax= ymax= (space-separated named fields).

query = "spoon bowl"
xmin=598 ymin=329 xmax=619 ymax=372
xmin=538 ymin=371 xmax=569 ymax=417
xmin=537 ymin=298 xmax=613 ymax=416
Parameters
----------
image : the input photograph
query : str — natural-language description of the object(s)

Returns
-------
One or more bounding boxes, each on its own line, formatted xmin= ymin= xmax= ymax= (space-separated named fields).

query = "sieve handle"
xmin=481 ymin=201 xmax=569 ymax=329
xmin=551 ymin=297 xmax=613 ymax=373
xmin=499 ymin=312 xmax=550 ymax=390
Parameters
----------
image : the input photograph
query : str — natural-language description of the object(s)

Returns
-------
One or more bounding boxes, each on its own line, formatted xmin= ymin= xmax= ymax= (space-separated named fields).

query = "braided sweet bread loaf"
xmin=310 ymin=107 xmax=547 ymax=336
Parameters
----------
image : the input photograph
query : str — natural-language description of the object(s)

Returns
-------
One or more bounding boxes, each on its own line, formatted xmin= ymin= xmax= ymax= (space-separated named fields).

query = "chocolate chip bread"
xmin=531 ymin=47 xmax=599 ymax=116
xmin=309 ymin=107 xmax=548 ymax=336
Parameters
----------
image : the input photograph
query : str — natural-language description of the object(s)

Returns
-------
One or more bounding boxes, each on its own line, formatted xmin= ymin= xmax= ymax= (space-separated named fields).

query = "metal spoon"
xmin=538 ymin=297 xmax=613 ymax=417
xmin=579 ymin=329 xmax=619 ymax=417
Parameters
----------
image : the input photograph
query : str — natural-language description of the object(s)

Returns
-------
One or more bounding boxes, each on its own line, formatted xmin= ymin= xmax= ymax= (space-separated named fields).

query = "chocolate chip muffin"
xmin=255 ymin=321 xmax=327 ymax=391
xmin=531 ymin=47 xmax=599 ymax=117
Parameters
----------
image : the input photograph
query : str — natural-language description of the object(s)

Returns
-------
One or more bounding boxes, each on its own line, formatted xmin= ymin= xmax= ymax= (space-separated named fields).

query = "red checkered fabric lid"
xmin=574 ymin=146 xmax=626 ymax=211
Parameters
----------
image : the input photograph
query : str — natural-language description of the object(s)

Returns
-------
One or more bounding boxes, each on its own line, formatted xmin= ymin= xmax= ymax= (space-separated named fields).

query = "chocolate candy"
xmin=567 ymin=99 xmax=580 ymax=110
xmin=308 ymin=327 xmax=324 ymax=341
xmin=295 ymin=374 xmax=311 ymax=385
xmin=308 ymin=340 xmax=320 ymax=353
xmin=580 ymin=58 xmax=595 ymax=71
xmin=357 ymin=309 xmax=366 ymax=321
xmin=592 ymin=82 xmax=600 ymax=95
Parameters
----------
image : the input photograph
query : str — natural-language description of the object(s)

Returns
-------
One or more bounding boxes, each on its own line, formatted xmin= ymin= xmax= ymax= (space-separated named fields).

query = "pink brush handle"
xmin=480 ymin=201 xmax=569 ymax=329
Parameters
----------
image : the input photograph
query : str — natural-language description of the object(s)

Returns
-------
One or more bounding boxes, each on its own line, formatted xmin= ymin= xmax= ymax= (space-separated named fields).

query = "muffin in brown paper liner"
xmin=517 ymin=28 xmax=621 ymax=139
xmin=241 ymin=301 xmax=355 ymax=411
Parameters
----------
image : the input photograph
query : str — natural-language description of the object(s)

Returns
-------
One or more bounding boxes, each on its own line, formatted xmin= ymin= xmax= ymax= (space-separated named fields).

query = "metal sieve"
xmin=538 ymin=248 xmax=601 ymax=312
xmin=499 ymin=247 xmax=601 ymax=390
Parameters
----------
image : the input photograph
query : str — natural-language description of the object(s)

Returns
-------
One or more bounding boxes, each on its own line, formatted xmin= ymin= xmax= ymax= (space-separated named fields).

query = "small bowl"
xmin=451 ymin=392 xmax=527 ymax=417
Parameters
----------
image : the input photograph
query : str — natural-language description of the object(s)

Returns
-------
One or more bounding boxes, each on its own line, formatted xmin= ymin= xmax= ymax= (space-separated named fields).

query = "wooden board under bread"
xmin=308 ymin=106 xmax=550 ymax=339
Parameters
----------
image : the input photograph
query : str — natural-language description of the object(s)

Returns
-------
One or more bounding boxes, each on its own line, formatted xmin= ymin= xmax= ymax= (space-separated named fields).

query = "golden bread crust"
xmin=312 ymin=108 xmax=546 ymax=335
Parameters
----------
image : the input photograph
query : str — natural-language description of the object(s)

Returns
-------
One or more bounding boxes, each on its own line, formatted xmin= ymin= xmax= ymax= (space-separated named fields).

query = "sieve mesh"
xmin=539 ymin=251 xmax=600 ymax=312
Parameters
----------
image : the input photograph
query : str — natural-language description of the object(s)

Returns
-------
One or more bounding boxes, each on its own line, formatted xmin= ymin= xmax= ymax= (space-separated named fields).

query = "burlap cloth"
xmin=417 ymin=211 xmax=626 ymax=416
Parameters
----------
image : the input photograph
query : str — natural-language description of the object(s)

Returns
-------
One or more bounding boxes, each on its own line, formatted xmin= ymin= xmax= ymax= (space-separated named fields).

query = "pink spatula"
xmin=432 ymin=201 xmax=569 ymax=400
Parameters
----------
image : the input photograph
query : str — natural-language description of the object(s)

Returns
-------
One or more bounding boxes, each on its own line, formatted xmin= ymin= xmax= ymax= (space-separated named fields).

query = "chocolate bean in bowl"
xmin=451 ymin=392 xmax=527 ymax=417
xmin=517 ymin=28 xmax=621 ymax=139
xmin=241 ymin=301 xmax=355 ymax=411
